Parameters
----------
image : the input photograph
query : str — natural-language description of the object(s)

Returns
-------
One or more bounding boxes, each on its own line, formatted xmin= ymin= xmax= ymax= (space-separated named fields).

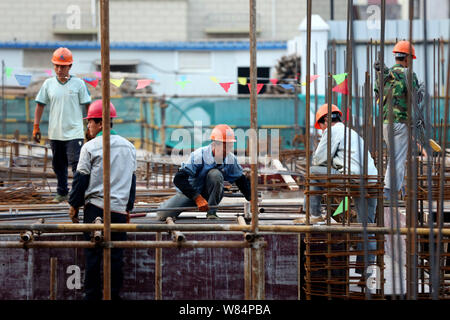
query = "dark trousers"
xmin=50 ymin=139 xmax=83 ymax=196
xmin=83 ymin=203 xmax=127 ymax=300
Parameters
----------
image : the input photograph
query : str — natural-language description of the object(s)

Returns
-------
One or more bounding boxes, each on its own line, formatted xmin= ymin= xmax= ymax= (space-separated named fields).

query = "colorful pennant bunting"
xmin=110 ymin=78 xmax=124 ymax=88
xmin=219 ymin=82 xmax=234 ymax=93
xmin=14 ymin=74 xmax=32 ymax=87
xmin=247 ymin=83 xmax=264 ymax=94
xmin=136 ymin=79 xmax=153 ymax=90
xmin=332 ymin=78 xmax=349 ymax=95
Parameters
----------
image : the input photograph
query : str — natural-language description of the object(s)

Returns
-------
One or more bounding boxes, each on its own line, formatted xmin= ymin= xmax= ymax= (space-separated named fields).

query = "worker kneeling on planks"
xmin=68 ymin=100 xmax=137 ymax=300
xmin=157 ymin=124 xmax=251 ymax=220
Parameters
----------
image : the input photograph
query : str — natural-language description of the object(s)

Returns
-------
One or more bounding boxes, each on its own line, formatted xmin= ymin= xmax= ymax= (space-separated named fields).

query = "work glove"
xmin=69 ymin=206 xmax=79 ymax=223
xmin=194 ymin=195 xmax=209 ymax=212
xmin=373 ymin=60 xmax=387 ymax=73
xmin=33 ymin=124 xmax=41 ymax=143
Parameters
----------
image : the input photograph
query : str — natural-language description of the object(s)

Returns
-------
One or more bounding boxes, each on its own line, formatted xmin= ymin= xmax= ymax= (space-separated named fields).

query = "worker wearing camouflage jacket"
xmin=374 ymin=40 xmax=420 ymax=200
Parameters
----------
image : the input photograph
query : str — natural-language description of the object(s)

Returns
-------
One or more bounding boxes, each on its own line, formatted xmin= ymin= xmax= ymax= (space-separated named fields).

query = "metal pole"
xmin=100 ymin=0 xmax=112 ymax=301
xmin=249 ymin=0 xmax=259 ymax=234
xmin=305 ymin=0 xmax=312 ymax=300
xmin=49 ymin=257 xmax=57 ymax=300
xmin=2 ymin=60 xmax=5 ymax=138
xmin=155 ymin=232 xmax=162 ymax=300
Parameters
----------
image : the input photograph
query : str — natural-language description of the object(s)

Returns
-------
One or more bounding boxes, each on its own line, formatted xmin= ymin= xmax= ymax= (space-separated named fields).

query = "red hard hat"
xmin=392 ymin=40 xmax=416 ymax=59
xmin=51 ymin=47 xmax=73 ymax=65
xmin=314 ymin=104 xmax=343 ymax=129
xmin=210 ymin=124 xmax=236 ymax=142
xmin=84 ymin=100 xmax=117 ymax=119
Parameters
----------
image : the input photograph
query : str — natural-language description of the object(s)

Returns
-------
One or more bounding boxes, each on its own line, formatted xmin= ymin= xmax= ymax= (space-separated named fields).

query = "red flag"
xmin=308 ymin=74 xmax=320 ymax=82
xmin=269 ymin=78 xmax=278 ymax=85
xmin=83 ymin=78 xmax=99 ymax=88
xmin=219 ymin=82 xmax=234 ymax=93
xmin=332 ymin=78 xmax=349 ymax=95
xmin=247 ymin=83 xmax=264 ymax=94
xmin=136 ymin=79 xmax=153 ymax=89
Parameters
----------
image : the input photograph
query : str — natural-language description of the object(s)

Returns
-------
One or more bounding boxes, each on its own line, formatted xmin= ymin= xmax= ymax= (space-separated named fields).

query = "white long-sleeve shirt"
xmin=312 ymin=122 xmax=378 ymax=177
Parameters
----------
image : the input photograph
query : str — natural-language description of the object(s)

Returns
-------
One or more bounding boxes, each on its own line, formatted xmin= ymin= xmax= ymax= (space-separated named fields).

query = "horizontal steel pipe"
xmin=0 ymin=223 xmax=449 ymax=236
xmin=0 ymin=240 xmax=254 ymax=249
xmin=0 ymin=241 xmax=96 ymax=248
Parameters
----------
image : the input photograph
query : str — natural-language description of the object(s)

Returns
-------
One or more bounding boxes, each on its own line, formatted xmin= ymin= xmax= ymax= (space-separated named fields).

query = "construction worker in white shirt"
xmin=34 ymin=47 xmax=92 ymax=202
xmin=68 ymin=100 xmax=136 ymax=300
xmin=295 ymin=104 xmax=378 ymax=275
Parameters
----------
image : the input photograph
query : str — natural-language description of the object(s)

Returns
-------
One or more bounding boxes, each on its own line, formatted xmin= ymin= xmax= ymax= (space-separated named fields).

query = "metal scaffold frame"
xmin=0 ymin=0 xmax=449 ymax=300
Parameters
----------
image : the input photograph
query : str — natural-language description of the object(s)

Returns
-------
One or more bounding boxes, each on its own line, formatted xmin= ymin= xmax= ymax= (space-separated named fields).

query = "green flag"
xmin=333 ymin=197 xmax=349 ymax=216
xmin=332 ymin=73 xmax=347 ymax=85
xmin=5 ymin=67 xmax=12 ymax=78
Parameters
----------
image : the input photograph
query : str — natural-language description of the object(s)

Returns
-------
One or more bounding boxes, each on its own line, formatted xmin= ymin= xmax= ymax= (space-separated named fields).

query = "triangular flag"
xmin=14 ymin=74 xmax=32 ymax=87
xmin=270 ymin=78 xmax=278 ymax=85
xmin=83 ymin=78 xmax=99 ymax=88
xmin=332 ymin=78 xmax=349 ymax=95
xmin=5 ymin=67 xmax=12 ymax=78
xmin=44 ymin=69 xmax=52 ymax=76
xmin=219 ymin=82 xmax=234 ymax=93
xmin=333 ymin=197 xmax=349 ymax=216
xmin=332 ymin=73 xmax=347 ymax=85
xmin=210 ymin=76 xmax=219 ymax=83
xmin=176 ymin=80 xmax=191 ymax=89
xmin=238 ymin=77 xmax=247 ymax=85
xmin=279 ymin=84 xmax=295 ymax=91
xmin=110 ymin=78 xmax=124 ymax=88
xmin=247 ymin=83 xmax=264 ymax=94
xmin=301 ymin=81 xmax=307 ymax=86
xmin=94 ymin=71 xmax=102 ymax=79
xmin=308 ymin=75 xmax=320 ymax=83
xmin=136 ymin=79 xmax=153 ymax=90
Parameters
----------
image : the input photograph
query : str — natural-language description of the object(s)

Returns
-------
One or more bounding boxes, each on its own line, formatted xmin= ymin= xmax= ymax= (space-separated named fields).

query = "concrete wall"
xmin=0 ymin=0 xmax=349 ymax=43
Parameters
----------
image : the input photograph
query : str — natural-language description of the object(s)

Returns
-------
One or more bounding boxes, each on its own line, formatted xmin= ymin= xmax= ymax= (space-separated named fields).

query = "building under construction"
xmin=0 ymin=0 xmax=449 ymax=302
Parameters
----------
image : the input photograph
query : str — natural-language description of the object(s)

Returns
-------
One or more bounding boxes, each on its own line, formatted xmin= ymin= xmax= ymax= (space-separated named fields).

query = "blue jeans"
xmin=50 ymin=139 xmax=83 ymax=196
xmin=308 ymin=165 xmax=377 ymax=273
xmin=157 ymin=169 xmax=224 ymax=221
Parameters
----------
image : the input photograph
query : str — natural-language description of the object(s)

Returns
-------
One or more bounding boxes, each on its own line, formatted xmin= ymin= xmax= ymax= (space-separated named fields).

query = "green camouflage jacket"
xmin=374 ymin=63 xmax=419 ymax=123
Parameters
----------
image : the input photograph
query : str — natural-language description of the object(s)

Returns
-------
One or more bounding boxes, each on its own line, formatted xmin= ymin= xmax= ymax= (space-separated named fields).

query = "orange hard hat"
xmin=84 ymin=99 xmax=117 ymax=119
xmin=51 ymin=47 xmax=73 ymax=65
xmin=210 ymin=124 xmax=236 ymax=142
xmin=314 ymin=104 xmax=343 ymax=129
xmin=392 ymin=40 xmax=416 ymax=59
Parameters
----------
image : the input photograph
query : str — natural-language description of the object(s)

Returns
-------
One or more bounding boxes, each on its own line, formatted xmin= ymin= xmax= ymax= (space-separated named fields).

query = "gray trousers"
xmin=383 ymin=123 xmax=408 ymax=192
xmin=308 ymin=165 xmax=377 ymax=270
xmin=157 ymin=169 xmax=224 ymax=221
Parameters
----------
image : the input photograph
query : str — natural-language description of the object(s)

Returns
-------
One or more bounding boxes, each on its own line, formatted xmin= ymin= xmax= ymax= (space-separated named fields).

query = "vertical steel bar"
xmin=304 ymin=0 xmax=312 ymax=300
xmin=49 ymin=257 xmax=57 ymax=300
xmin=249 ymin=0 xmax=259 ymax=234
xmin=100 ymin=0 xmax=112 ymax=301
xmin=406 ymin=0 xmax=417 ymax=299
xmin=155 ymin=232 xmax=162 ymax=300
xmin=437 ymin=34 xmax=450 ymax=300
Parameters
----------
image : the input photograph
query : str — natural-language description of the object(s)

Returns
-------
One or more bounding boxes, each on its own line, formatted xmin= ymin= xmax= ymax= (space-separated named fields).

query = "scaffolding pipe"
xmin=100 ymin=0 xmax=112 ymax=300
xmin=249 ymin=0 xmax=259 ymax=234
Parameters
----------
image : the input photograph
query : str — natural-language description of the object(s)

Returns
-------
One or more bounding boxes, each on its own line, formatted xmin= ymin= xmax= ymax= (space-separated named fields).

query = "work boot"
xmin=206 ymin=212 xmax=219 ymax=219
xmin=52 ymin=194 xmax=68 ymax=203
xmin=293 ymin=215 xmax=325 ymax=225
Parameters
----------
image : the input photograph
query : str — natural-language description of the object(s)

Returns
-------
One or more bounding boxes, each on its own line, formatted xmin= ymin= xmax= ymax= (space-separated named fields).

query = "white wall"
xmin=0 ymin=47 xmax=287 ymax=96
